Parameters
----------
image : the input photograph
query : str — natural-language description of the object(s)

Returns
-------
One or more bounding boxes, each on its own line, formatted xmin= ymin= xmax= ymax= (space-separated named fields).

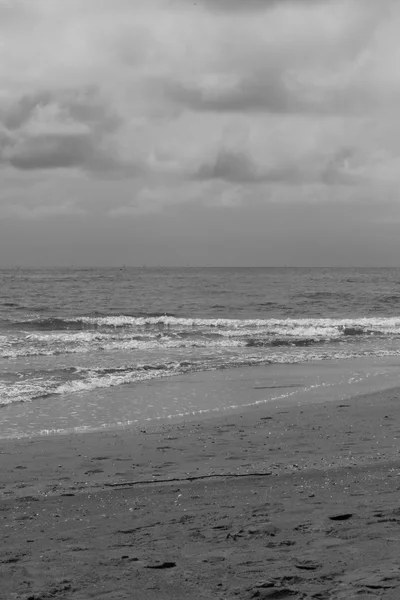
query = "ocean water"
xmin=2 ymin=267 xmax=400 ymax=438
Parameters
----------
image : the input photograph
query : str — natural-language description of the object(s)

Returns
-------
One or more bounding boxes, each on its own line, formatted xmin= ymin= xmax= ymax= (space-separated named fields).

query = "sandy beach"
xmin=2 ymin=387 xmax=400 ymax=599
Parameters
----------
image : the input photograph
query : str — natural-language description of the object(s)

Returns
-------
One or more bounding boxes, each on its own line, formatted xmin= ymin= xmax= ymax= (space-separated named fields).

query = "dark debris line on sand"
xmin=103 ymin=470 xmax=273 ymax=488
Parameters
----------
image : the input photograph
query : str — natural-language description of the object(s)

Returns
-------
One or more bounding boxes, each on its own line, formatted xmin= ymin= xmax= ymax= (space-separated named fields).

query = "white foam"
xmin=62 ymin=315 xmax=400 ymax=336
xmin=0 ymin=368 xmax=170 ymax=405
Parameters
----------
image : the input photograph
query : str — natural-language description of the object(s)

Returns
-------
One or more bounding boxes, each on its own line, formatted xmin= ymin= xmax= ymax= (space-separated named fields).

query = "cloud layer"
xmin=0 ymin=0 xmax=399 ymax=264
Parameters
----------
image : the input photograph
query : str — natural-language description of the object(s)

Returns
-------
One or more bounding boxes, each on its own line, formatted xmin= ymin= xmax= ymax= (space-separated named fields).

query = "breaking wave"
xmin=3 ymin=312 xmax=400 ymax=407
xmin=1 ymin=315 xmax=400 ymax=360
xmin=4 ymin=314 xmax=400 ymax=334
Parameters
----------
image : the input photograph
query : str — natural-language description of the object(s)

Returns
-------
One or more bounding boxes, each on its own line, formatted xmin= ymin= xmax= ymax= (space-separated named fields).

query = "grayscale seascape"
xmin=3 ymin=2 xmax=400 ymax=599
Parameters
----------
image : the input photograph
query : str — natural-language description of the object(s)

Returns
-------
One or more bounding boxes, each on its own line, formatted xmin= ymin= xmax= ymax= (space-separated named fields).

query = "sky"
xmin=0 ymin=0 xmax=400 ymax=266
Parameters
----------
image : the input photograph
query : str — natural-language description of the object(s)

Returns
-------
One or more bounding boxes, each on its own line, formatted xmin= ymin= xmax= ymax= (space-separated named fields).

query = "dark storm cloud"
xmin=158 ymin=70 xmax=348 ymax=116
xmin=0 ymin=128 xmax=13 ymax=152
xmin=2 ymin=87 xmax=120 ymax=134
xmin=196 ymin=149 xmax=266 ymax=182
xmin=3 ymin=91 xmax=53 ymax=131
xmin=195 ymin=147 xmax=359 ymax=185
xmin=162 ymin=75 xmax=293 ymax=114
xmin=0 ymin=87 xmax=128 ymax=173
xmin=9 ymin=133 xmax=99 ymax=171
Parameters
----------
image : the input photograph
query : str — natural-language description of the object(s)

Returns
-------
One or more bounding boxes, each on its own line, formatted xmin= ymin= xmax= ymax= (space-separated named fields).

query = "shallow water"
xmin=2 ymin=267 xmax=400 ymax=437
xmin=1 ymin=355 xmax=400 ymax=439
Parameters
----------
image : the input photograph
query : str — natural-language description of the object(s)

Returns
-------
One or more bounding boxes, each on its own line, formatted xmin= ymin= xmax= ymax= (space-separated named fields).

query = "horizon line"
xmin=0 ymin=265 xmax=398 ymax=270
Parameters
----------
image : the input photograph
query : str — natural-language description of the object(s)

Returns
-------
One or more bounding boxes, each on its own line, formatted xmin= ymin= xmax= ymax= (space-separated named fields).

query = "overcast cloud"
xmin=0 ymin=0 xmax=399 ymax=266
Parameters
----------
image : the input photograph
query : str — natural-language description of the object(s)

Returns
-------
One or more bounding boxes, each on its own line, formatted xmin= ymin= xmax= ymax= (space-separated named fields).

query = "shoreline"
xmin=3 ymin=354 xmax=400 ymax=440
xmin=2 ymin=378 xmax=400 ymax=496
xmin=2 ymin=384 xmax=400 ymax=598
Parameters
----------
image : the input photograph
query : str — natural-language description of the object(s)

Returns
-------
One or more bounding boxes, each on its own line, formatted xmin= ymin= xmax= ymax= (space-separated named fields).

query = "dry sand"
xmin=2 ymin=387 xmax=400 ymax=599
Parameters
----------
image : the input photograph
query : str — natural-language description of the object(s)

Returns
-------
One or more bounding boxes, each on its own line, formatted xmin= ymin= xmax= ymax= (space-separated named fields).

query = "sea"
xmin=2 ymin=266 xmax=400 ymax=439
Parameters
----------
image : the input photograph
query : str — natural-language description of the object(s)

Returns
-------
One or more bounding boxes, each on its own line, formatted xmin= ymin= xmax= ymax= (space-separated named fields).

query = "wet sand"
xmin=2 ymin=387 xmax=400 ymax=599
